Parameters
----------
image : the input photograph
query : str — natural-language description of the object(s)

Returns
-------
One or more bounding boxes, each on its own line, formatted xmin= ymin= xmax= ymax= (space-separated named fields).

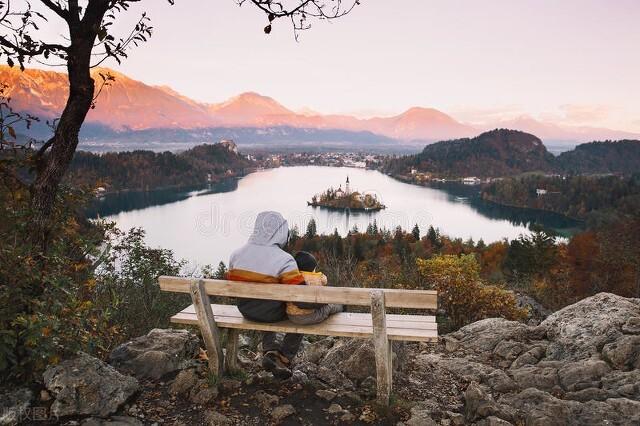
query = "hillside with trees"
xmin=481 ymin=174 xmax=640 ymax=227
xmin=66 ymin=142 xmax=254 ymax=192
xmin=557 ymin=140 xmax=640 ymax=174
xmin=383 ymin=129 xmax=556 ymax=178
xmin=382 ymin=129 xmax=640 ymax=179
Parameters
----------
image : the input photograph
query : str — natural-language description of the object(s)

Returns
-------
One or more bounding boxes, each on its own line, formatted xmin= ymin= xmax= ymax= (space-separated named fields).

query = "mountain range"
xmin=2 ymin=65 xmax=638 ymax=147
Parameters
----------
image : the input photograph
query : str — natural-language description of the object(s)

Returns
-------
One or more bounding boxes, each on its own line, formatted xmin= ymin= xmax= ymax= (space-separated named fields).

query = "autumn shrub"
xmin=416 ymin=254 xmax=528 ymax=329
xmin=0 ymin=151 xmax=189 ymax=383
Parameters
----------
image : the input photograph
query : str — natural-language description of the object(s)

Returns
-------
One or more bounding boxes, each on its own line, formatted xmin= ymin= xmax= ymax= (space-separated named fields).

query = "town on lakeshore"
xmin=308 ymin=176 xmax=386 ymax=212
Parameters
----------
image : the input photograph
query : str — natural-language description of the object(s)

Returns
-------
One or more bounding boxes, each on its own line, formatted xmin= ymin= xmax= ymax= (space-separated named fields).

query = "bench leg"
xmin=190 ymin=279 xmax=224 ymax=378
xmin=225 ymin=329 xmax=240 ymax=373
xmin=371 ymin=290 xmax=392 ymax=406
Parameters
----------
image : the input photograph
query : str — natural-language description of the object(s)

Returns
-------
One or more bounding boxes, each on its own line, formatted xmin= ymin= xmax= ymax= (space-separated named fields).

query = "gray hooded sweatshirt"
xmin=228 ymin=211 xmax=312 ymax=322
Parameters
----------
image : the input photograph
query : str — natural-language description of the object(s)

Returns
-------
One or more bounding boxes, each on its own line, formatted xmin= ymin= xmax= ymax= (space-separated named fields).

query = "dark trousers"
xmin=262 ymin=332 xmax=303 ymax=361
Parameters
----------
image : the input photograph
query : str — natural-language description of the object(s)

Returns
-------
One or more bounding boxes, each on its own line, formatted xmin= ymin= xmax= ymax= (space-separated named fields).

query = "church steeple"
xmin=345 ymin=175 xmax=350 ymax=195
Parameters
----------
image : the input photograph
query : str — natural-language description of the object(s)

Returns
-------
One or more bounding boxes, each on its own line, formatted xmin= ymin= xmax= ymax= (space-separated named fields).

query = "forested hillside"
xmin=66 ymin=142 xmax=254 ymax=192
xmin=383 ymin=129 xmax=555 ymax=178
xmin=482 ymin=174 xmax=640 ymax=227
xmin=382 ymin=129 xmax=640 ymax=179
xmin=557 ymin=140 xmax=640 ymax=174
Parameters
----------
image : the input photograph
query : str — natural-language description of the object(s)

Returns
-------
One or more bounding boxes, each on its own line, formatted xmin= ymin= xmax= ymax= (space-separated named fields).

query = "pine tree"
xmin=412 ymin=224 xmax=421 ymax=240
xmin=306 ymin=218 xmax=317 ymax=239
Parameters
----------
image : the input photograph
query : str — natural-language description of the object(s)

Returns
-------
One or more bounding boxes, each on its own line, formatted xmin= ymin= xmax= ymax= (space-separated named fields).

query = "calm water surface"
xmin=93 ymin=166 xmax=580 ymax=266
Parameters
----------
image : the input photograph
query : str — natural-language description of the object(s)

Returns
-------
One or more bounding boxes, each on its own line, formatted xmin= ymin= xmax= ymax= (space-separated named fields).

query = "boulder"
xmin=449 ymin=318 xmax=535 ymax=355
xmin=405 ymin=402 xmax=438 ymax=426
xmin=302 ymin=337 xmax=335 ymax=364
xmin=204 ymin=410 xmax=232 ymax=426
xmin=271 ymin=404 xmax=296 ymax=422
xmin=510 ymin=365 xmax=559 ymax=392
xmin=81 ymin=416 xmax=143 ymax=426
xmin=169 ymin=369 xmax=199 ymax=395
xmin=464 ymin=382 xmax=516 ymax=423
xmin=0 ymin=388 xmax=32 ymax=426
xmin=319 ymin=338 xmax=405 ymax=382
xmin=601 ymin=335 xmax=640 ymax=370
xmin=109 ymin=328 xmax=199 ymax=379
xmin=499 ymin=387 xmax=640 ymax=425
xmin=540 ymin=293 xmax=640 ymax=362
xmin=557 ymin=360 xmax=610 ymax=392
xmin=418 ymin=354 xmax=517 ymax=393
xmin=43 ymin=352 xmax=139 ymax=418
xmin=622 ymin=317 xmax=640 ymax=334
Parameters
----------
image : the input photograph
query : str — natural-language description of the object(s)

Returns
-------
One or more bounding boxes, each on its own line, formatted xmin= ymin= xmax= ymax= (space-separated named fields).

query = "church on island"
xmin=308 ymin=176 xmax=386 ymax=211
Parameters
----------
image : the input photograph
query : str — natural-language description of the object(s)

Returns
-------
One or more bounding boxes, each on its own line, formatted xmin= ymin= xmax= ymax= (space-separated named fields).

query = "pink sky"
xmin=32 ymin=0 xmax=640 ymax=132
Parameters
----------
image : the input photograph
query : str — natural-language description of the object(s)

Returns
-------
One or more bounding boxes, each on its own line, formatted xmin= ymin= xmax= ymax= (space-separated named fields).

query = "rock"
xmin=419 ymin=354 xmax=516 ymax=393
xmin=253 ymin=390 xmax=279 ymax=411
xmin=446 ymin=411 xmax=465 ymax=426
xmin=189 ymin=382 xmax=219 ymax=405
xmin=515 ymin=292 xmax=551 ymax=323
xmin=602 ymin=335 xmax=640 ymax=370
xmin=510 ymin=345 xmax=547 ymax=369
xmin=169 ymin=369 xmax=199 ymax=395
xmin=326 ymin=403 xmax=345 ymax=414
xmin=476 ymin=416 xmax=514 ymax=426
xmin=499 ymin=388 xmax=575 ymax=425
xmin=622 ymin=317 xmax=640 ymax=334
xmin=359 ymin=376 xmax=377 ymax=398
xmin=449 ymin=318 xmax=534 ymax=355
xmin=44 ymin=352 xmax=139 ymax=417
xmin=340 ymin=412 xmax=357 ymax=422
xmin=204 ymin=410 xmax=232 ymax=426
xmin=564 ymin=387 xmax=610 ymax=402
xmin=510 ymin=365 xmax=559 ymax=392
xmin=464 ymin=382 xmax=515 ymax=423
xmin=303 ymin=337 xmax=335 ymax=364
xmin=601 ymin=369 xmax=640 ymax=399
xmin=0 ymin=388 xmax=32 ymax=426
xmin=320 ymin=339 xmax=404 ymax=381
xmin=315 ymin=389 xmax=337 ymax=401
xmin=109 ymin=329 xmax=199 ymax=379
xmin=271 ymin=404 xmax=296 ymax=422
xmin=541 ymin=293 xmax=640 ymax=362
xmin=290 ymin=369 xmax=309 ymax=384
xmin=81 ymin=416 xmax=143 ymax=426
xmin=219 ymin=378 xmax=241 ymax=394
xmin=315 ymin=365 xmax=354 ymax=389
xmin=558 ymin=360 xmax=610 ymax=391
xmin=493 ymin=341 xmax=527 ymax=362
xmin=406 ymin=401 xmax=439 ymax=426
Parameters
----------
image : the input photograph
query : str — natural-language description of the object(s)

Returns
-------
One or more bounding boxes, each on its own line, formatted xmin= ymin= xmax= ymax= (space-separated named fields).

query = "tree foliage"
xmin=417 ymin=254 xmax=527 ymax=329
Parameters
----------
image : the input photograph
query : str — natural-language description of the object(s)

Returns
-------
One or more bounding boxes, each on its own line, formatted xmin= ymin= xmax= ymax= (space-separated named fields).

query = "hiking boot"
xmin=261 ymin=351 xmax=292 ymax=380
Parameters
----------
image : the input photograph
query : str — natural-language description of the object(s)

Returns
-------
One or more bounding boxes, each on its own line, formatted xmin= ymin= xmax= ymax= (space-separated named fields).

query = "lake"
xmin=93 ymin=166 xmax=581 ymax=267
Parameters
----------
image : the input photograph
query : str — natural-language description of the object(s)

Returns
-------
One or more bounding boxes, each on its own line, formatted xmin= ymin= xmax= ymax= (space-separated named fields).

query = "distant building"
xmin=536 ymin=189 xmax=548 ymax=196
xmin=218 ymin=139 xmax=238 ymax=154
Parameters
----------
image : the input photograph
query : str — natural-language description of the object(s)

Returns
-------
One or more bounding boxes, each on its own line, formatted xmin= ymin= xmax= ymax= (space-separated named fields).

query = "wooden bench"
xmin=159 ymin=276 xmax=438 ymax=405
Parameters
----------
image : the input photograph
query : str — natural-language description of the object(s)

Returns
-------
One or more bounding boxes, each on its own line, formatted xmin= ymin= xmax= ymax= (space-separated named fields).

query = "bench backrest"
xmin=159 ymin=276 xmax=437 ymax=310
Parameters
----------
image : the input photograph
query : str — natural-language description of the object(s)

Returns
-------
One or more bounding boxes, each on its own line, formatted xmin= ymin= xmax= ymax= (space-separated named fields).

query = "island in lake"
xmin=308 ymin=176 xmax=386 ymax=211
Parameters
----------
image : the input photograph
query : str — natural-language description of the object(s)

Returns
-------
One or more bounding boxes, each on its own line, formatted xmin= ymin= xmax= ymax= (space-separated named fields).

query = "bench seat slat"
xmin=171 ymin=304 xmax=438 ymax=342
xmin=159 ymin=277 xmax=437 ymax=310
xmin=180 ymin=304 xmax=436 ymax=324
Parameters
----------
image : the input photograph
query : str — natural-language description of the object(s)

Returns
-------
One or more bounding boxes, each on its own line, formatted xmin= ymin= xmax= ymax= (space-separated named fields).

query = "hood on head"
xmin=248 ymin=211 xmax=289 ymax=247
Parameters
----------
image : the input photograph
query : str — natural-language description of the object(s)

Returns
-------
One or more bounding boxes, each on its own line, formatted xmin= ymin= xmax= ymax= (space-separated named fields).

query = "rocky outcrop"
xmin=109 ymin=328 xmax=199 ymax=379
xmin=43 ymin=352 xmax=139 ymax=418
xmin=432 ymin=293 xmax=640 ymax=425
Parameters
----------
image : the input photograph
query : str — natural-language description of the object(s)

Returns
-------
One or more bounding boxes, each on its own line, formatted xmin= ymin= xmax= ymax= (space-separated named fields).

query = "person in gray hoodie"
xmin=228 ymin=211 xmax=320 ymax=378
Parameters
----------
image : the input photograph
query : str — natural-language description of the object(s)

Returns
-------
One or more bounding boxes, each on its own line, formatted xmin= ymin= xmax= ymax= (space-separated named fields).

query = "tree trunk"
xmin=30 ymin=39 xmax=95 ymax=247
